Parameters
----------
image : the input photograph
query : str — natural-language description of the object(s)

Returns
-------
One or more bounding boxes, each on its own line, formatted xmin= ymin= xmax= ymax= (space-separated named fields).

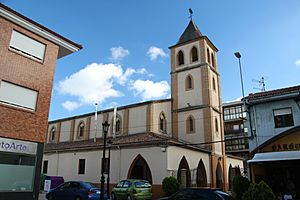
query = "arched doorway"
xmin=196 ymin=159 xmax=207 ymax=187
xmin=127 ymin=154 xmax=152 ymax=184
xmin=216 ymin=162 xmax=223 ymax=188
xmin=228 ymin=165 xmax=241 ymax=189
xmin=177 ymin=156 xmax=191 ymax=187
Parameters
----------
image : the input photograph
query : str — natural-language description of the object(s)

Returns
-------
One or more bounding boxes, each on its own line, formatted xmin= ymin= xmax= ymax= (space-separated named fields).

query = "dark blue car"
xmin=46 ymin=181 xmax=107 ymax=200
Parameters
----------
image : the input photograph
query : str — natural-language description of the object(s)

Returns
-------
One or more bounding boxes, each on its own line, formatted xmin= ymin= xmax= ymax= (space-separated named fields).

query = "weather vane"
xmin=189 ymin=8 xmax=193 ymax=19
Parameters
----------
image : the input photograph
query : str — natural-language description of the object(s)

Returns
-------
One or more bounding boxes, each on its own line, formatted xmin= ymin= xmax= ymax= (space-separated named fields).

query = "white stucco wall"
xmin=177 ymin=110 xmax=205 ymax=144
xmin=43 ymin=146 xmax=168 ymax=185
xmin=177 ymin=68 xmax=203 ymax=109
xmin=152 ymin=101 xmax=171 ymax=135
xmin=166 ymin=146 xmax=211 ymax=184
xmin=59 ymin=121 xmax=71 ymax=142
xmin=128 ymin=106 xmax=147 ymax=134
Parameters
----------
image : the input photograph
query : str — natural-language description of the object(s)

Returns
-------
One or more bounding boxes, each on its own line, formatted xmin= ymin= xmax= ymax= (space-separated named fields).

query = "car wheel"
xmin=127 ymin=195 xmax=132 ymax=200
xmin=111 ymin=193 xmax=117 ymax=200
xmin=47 ymin=194 xmax=54 ymax=200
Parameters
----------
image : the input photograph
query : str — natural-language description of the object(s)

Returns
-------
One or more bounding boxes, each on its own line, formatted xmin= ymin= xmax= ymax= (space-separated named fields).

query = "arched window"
xmin=185 ymin=75 xmax=193 ymax=90
xmin=211 ymin=53 xmax=215 ymax=67
xmin=49 ymin=127 xmax=56 ymax=142
xmin=177 ymin=50 xmax=184 ymax=66
xmin=191 ymin=46 xmax=198 ymax=62
xmin=212 ymin=77 xmax=216 ymax=91
xmin=215 ymin=118 xmax=219 ymax=132
xmin=111 ymin=114 xmax=122 ymax=135
xmin=78 ymin=122 xmax=85 ymax=138
xmin=207 ymin=48 xmax=210 ymax=64
xmin=159 ymin=112 xmax=167 ymax=133
xmin=186 ymin=115 xmax=195 ymax=133
xmin=116 ymin=117 xmax=121 ymax=133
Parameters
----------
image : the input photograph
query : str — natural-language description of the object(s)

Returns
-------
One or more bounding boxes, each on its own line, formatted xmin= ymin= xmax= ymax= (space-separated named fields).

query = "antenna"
xmin=189 ymin=8 xmax=193 ymax=19
xmin=252 ymin=77 xmax=266 ymax=92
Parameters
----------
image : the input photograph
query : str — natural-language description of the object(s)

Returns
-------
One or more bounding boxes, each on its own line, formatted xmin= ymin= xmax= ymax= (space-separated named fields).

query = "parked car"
xmin=111 ymin=179 xmax=152 ymax=200
xmin=159 ymin=188 xmax=233 ymax=200
xmin=46 ymin=181 xmax=107 ymax=200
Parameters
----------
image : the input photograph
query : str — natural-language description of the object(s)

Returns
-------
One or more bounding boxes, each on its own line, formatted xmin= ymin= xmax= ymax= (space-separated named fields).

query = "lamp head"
xmin=102 ymin=121 xmax=110 ymax=133
xmin=234 ymin=52 xmax=241 ymax=58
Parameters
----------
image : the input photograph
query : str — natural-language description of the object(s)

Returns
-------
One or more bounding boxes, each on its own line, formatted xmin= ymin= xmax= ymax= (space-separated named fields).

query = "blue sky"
xmin=3 ymin=1 xmax=300 ymax=120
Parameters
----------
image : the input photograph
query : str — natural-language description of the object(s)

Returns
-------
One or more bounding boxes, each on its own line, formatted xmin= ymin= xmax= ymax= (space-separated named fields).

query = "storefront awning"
xmin=248 ymin=151 xmax=300 ymax=163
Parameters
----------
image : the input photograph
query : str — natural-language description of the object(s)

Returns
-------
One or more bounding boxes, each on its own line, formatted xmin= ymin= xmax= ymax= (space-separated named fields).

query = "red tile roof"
xmin=247 ymin=85 xmax=300 ymax=101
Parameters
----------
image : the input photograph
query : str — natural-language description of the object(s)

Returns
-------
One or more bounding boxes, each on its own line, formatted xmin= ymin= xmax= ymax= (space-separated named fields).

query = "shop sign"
xmin=0 ymin=137 xmax=37 ymax=155
xmin=272 ymin=143 xmax=300 ymax=151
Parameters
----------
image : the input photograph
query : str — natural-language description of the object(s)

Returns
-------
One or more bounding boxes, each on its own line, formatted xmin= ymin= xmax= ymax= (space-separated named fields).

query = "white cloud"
xmin=130 ymin=79 xmax=170 ymax=101
xmin=110 ymin=46 xmax=129 ymax=62
xmin=57 ymin=63 xmax=143 ymax=110
xmin=57 ymin=63 xmax=148 ymax=111
xmin=147 ymin=46 xmax=168 ymax=61
xmin=296 ymin=59 xmax=300 ymax=67
xmin=62 ymin=101 xmax=81 ymax=111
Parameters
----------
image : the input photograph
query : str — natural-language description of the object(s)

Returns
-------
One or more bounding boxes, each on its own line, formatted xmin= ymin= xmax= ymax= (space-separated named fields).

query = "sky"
xmin=2 ymin=1 xmax=300 ymax=121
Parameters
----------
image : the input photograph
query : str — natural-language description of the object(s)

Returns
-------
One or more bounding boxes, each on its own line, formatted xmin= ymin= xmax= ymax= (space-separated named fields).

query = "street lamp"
xmin=107 ymin=139 xmax=112 ymax=199
xmin=234 ymin=52 xmax=254 ymax=139
xmin=100 ymin=121 xmax=110 ymax=200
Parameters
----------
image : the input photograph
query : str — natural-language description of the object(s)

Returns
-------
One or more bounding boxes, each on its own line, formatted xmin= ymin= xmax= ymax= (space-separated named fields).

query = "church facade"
xmin=43 ymin=19 xmax=243 ymax=199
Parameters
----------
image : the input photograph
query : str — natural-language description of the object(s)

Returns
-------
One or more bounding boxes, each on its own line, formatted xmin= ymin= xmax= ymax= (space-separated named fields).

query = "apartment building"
xmin=0 ymin=3 xmax=81 ymax=200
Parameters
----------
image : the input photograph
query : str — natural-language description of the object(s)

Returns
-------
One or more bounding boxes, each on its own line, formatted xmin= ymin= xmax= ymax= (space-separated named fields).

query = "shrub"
xmin=242 ymin=181 xmax=275 ymax=200
xmin=232 ymin=175 xmax=250 ymax=199
xmin=162 ymin=176 xmax=180 ymax=196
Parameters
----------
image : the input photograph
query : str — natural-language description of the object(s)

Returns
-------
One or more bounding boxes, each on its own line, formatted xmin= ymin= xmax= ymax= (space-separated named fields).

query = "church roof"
xmin=177 ymin=19 xmax=202 ymax=45
xmin=44 ymin=132 xmax=211 ymax=153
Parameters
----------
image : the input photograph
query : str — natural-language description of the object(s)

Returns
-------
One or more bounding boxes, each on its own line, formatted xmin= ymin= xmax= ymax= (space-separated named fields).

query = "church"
xmin=43 ymin=17 xmax=243 ymax=199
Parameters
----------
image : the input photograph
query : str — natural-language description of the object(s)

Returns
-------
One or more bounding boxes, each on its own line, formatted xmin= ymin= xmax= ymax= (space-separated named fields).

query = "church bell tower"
xmin=169 ymin=16 xmax=226 ymax=187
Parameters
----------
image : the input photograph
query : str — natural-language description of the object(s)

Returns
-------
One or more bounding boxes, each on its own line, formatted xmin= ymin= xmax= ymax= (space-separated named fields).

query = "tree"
xmin=232 ymin=175 xmax=250 ymax=199
xmin=242 ymin=181 xmax=275 ymax=200
xmin=162 ymin=176 xmax=180 ymax=196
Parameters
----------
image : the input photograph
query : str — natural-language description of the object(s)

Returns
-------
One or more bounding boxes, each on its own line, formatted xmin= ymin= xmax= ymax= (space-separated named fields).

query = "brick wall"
xmin=0 ymin=16 xmax=59 ymax=143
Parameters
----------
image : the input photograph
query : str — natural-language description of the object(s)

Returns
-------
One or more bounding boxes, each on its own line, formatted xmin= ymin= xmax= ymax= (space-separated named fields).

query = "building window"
xmin=78 ymin=122 xmax=85 ymax=138
xmin=223 ymin=105 xmax=246 ymax=121
xmin=177 ymin=50 xmax=184 ymax=66
xmin=0 ymin=152 xmax=35 ymax=191
xmin=0 ymin=80 xmax=38 ymax=111
xmin=212 ymin=77 xmax=216 ymax=91
xmin=186 ymin=115 xmax=195 ymax=133
xmin=215 ymin=118 xmax=219 ymax=132
xmin=43 ymin=160 xmax=48 ymax=174
xmin=191 ymin=46 xmax=198 ymax=62
xmin=49 ymin=127 xmax=56 ymax=142
xmin=207 ymin=48 xmax=210 ymax=64
xmin=159 ymin=112 xmax=167 ymax=133
xmin=9 ymin=30 xmax=46 ymax=61
xmin=273 ymin=108 xmax=294 ymax=128
xmin=78 ymin=159 xmax=85 ymax=175
xmin=185 ymin=75 xmax=194 ymax=90
xmin=211 ymin=53 xmax=215 ymax=67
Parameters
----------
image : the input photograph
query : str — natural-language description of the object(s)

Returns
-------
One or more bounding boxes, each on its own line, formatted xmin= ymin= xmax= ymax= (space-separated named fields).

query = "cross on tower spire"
xmin=189 ymin=8 xmax=193 ymax=20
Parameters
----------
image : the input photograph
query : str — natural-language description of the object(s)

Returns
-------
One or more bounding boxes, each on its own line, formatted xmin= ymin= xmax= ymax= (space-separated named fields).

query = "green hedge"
xmin=162 ymin=176 xmax=180 ymax=196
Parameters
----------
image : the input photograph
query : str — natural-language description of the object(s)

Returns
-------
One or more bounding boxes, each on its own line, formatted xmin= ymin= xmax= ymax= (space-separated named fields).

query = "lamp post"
xmin=107 ymin=139 xmax=112 ymax=199
xmin=100 ymin=121 xmax=110 ymax=200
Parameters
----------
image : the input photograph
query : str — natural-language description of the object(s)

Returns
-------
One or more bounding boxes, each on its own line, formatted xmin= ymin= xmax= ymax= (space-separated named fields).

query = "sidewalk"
xmin=39 ymin=191 xmax=47 ymax=200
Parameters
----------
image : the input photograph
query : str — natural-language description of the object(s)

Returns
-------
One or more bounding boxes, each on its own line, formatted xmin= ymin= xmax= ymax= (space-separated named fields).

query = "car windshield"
xmin=134 ymin=181 xmax=151 ymax=188
xmin=215 ymin=191 xmax=232 ymax=200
